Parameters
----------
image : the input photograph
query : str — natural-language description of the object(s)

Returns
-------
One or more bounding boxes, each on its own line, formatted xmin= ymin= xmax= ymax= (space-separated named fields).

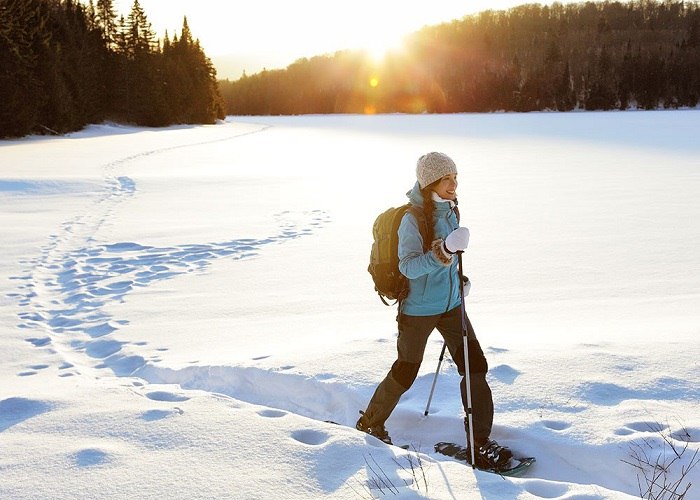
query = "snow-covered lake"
xmin=1 ymin=111 xmax=699 ymax=499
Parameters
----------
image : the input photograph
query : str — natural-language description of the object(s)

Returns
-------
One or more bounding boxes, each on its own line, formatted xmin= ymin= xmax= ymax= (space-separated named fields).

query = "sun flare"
xmin=361 ymin=32 xmax=408 ymax=63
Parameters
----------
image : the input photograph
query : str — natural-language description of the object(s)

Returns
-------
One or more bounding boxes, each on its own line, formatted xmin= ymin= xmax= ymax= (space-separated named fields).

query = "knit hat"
xmin=416 ymin=152 xmax=457 ymax=189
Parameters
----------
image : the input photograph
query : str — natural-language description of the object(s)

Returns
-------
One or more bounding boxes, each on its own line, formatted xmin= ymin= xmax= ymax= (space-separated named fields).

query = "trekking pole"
xmin=424 ymin=342 xmax=447 ymax=416
xmin=457 ymin=251 xmax=476 ymax=468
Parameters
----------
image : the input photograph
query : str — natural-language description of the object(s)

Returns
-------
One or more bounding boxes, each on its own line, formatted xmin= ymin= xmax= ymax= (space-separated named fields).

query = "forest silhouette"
xmin=2 ymin=1 xmax=699 ymax=138
xmin=1 ymin=0 xmax=224 ymax=138
xmin=220 ymin=0 xmax=700 ymax=115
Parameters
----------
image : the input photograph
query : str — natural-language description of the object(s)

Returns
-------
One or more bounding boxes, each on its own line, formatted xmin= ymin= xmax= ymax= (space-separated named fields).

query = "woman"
xmin=356 ymin=152 xmax=512 ymax=469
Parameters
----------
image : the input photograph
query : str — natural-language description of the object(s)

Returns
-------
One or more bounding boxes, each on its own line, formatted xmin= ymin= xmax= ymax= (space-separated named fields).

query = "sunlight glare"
xmin=361 ymin=32 xmax=407 ymax=63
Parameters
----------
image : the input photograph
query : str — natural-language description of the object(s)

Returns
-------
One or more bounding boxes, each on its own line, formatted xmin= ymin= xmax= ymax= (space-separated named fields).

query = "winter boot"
xmin=356 ymin=411 xmax=392 ymax=445
xmin=475 ymin=439 xmax=513 ymax=470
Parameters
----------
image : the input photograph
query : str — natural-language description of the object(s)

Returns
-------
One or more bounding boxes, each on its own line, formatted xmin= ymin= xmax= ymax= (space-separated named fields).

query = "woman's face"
xmin=432 ymin=173 xmax=458 ymax=200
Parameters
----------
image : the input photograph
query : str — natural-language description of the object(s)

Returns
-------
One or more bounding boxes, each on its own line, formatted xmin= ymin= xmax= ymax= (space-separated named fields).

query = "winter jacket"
xmin=398 ymin=181 xmax=462 ymax=316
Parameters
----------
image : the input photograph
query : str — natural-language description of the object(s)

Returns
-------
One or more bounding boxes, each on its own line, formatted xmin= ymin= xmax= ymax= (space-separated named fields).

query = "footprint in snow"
xmin=671 ymin=427 xmax=700 ymax=443
xmin=258 ymin=409 xmax=287 ymax=418
xmin=615 ymin=421 xmax=669 ymax=436
xmin=17 ymin=363 xmax=51 ymax=377
xmin=145 ymin=391 xmax=191 ymax=402
xmin=0 ymin=397 xmax=53 ymax=432
xmin=141 ymin=408 xmax=184 ymax=421
xmin=73 ymin=448 xmax=111 ymax=467
xmin=523 ymin=480 xmax=569 ymax=499
xmin=617 ymin=422 xmax=700 ymax=448
xmin=486 ymin=346 xmax=509 ymax=354
xmin=85 ymin=339 xmax=123 ymax=359
xmin=25 ymin=337 xmax=51 ymax=347
xmin=84 ymin=322 xmax=118 ymax=338
xmin=291 ymin=429 xmax=330 ymax=446
xmin=490 ymin=364 xmax=521 ymax=384
xmin=542 ymin=420 xmax=571 ymax=432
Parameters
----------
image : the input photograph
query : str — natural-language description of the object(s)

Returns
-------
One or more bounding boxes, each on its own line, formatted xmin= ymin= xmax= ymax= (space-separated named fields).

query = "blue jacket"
xmin=398 ymin=181 xmax=461 ymax=316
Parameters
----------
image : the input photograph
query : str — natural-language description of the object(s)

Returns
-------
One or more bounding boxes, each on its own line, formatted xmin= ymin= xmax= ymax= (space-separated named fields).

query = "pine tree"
xmin=0 ymin=0 xmax=49 ymax=137
xmin=95 ymin=0 xmax=118 ymax=49
xmin=125 ymin=0 xmax=155 ymax=57
xmin=85 ymin=0 xmax=96 ymax=29
xmin=162 ymin=16 xmax=223 ymax=123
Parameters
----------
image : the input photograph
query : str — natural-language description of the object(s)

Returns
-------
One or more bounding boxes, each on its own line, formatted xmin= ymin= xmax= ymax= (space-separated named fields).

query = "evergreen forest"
xmin=3 ymin=1 xmax=699 ymax=138
xmin=219 ymin=0 xmax=700 ymax=114
xmin=1 ymin=0 xmax=224 ymax=138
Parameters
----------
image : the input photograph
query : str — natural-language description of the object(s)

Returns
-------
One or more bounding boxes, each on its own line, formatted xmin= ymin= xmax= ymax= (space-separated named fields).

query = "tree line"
xmin=219 ymin=0 xmax=700 ymax=114
xmin=1 ymin=0 xmax=224 ymax=138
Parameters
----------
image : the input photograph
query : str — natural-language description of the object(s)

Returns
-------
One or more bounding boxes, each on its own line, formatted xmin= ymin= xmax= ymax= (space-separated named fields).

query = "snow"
xmin=1 ymin=111 xmax=699 ymax=499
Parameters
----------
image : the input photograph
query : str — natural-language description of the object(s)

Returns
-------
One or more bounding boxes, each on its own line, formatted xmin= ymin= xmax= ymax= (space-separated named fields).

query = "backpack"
xmin=368 ymin=204 xmax=427 ymax=306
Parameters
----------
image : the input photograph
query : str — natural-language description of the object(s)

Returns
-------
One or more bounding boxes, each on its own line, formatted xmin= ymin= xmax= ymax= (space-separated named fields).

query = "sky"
xmin=113 ymin=0 xmax=581 ymax=80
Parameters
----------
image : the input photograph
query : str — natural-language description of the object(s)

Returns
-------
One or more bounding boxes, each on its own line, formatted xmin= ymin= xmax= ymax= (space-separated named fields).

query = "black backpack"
xmin=368 ymin=204 xmax=427 ymax=305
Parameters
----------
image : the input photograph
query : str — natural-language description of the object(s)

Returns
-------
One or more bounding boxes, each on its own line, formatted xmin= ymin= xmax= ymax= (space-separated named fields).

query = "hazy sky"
xmin=113 ymin=1 xmax=577 ymax=80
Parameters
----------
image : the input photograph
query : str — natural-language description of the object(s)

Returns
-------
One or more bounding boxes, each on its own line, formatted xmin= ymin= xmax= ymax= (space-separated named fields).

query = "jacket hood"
xmin=407 ymin=181 xmax=424 ymax=207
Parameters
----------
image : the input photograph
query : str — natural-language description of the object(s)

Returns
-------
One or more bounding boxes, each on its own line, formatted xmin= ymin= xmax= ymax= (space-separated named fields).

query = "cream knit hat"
xmin=416 ymin=152 xmax=457 ymax=189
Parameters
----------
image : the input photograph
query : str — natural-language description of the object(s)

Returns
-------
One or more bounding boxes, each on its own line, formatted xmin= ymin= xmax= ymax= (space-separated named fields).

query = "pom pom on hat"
xmin=416 ymin=152 xmax=457 ymax=189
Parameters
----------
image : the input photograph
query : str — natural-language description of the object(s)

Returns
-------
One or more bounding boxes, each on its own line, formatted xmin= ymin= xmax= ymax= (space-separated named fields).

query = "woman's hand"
xmin=444 ymin=227 xmax=470 ymax=254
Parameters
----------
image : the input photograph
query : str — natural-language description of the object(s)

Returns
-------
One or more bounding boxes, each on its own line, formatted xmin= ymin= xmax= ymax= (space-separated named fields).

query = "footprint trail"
xmin=13 ymin=210 xmax=330 ymax=376
xmin=8 ymin=125 xmax=330 ymax=379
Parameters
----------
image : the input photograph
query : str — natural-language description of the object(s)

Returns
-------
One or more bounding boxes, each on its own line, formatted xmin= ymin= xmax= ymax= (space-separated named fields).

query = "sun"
xmin=361 ymin=32 xmax=408 ymax=63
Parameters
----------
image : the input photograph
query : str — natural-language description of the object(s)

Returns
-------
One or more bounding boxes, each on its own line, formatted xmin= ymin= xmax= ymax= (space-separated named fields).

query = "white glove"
xmin=463 ymin=276 xmax=471 ymax=297
xmin=444 ymin=227 xmax=470 ymax=254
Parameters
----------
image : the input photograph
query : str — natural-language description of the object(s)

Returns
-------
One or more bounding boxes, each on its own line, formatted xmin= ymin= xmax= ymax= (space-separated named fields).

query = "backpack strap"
xmin=396 ymin=205 xmax=428 ymax=316
xmin=406 ymin=203 xmax=459 ymax=252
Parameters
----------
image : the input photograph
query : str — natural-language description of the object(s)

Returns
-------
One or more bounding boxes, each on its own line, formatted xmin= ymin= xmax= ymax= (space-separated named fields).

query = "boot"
xmin=356 ymin=411 xmax=392 ymax=445
xmin=475 ymin=438 xmax=513 ymax=469
xmin=356 ymin=374 xmax=406 ymax=445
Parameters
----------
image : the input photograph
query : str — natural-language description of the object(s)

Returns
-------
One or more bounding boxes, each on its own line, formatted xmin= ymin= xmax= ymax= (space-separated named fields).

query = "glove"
xmin=462 ymin=276 xmax=471 ymax=297
xmin=444 ymin=227 xmax=470 ymax=254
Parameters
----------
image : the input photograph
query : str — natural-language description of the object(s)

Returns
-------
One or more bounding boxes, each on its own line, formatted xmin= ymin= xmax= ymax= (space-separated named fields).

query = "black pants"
xmin=362 ymin=306 xmax=494 ymax=442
